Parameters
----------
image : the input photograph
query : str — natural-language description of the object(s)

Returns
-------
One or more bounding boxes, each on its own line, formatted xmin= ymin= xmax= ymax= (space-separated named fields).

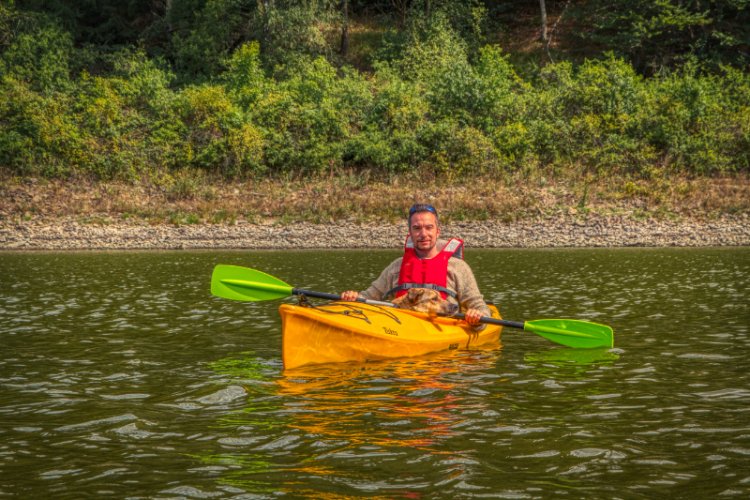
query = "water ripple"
xmin=1 ymin=249 xmax=748 ymax=498
xmin=56 ymin=414 xmax=139 ymax=432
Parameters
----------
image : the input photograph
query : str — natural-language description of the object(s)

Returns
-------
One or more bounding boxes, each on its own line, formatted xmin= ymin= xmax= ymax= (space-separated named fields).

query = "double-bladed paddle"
xmin=211 ymin=264 xmax=614 ymax=349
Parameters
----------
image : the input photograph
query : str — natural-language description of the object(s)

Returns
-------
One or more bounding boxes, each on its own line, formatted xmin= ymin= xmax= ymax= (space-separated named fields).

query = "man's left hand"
xmin=464 ymin=308 xmax=483 ymax=325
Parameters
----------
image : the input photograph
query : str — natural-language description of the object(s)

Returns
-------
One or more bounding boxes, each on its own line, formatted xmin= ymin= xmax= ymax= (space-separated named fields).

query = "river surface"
xmin=1 ymin=248 xmax=748 ymax=498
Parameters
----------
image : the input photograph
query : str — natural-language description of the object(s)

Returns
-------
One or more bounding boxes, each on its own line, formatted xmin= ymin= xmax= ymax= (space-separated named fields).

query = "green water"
xmin=1 ymin=248 xmax=748 ymax=498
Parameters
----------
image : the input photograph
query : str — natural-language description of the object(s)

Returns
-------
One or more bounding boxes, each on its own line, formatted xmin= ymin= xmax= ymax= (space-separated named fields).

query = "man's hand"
xmin=341 ymin=290 xmax=360 ymax=301
xmin=463 ymin=308 xmax=484 ymax=325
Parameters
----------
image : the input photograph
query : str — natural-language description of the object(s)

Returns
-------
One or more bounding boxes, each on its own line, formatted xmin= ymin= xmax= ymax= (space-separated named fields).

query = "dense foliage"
xmin=568 ymin=0 xmax=750 ymax=74
xmin=1 ymin=1 xmax=748 ymax=180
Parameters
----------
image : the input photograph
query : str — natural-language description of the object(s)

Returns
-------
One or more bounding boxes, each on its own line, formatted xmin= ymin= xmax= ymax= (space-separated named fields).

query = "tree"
xmin=539 ymin=0 xmax=548 ymax=42
xmin=569 ymin=0 xmax=750 ymax=74
xmin=341 ymin=0 xmax=349 ymax=56
xmin=13 ymin=0 xmax=163 ymax=46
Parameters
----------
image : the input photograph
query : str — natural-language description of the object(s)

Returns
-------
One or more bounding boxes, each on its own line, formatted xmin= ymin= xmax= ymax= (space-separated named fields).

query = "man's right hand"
xmin=341 ymin=291 xmax=360 ymax=301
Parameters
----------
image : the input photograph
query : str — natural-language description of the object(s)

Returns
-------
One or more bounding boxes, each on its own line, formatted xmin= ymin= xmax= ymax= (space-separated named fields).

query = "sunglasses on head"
xmin=408 ymin=204 xmax=438 ymax=217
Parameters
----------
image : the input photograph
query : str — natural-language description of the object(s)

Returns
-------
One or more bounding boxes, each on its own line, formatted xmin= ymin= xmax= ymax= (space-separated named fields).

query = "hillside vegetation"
xmin=1 ymin=1 xmax=748 ymax=222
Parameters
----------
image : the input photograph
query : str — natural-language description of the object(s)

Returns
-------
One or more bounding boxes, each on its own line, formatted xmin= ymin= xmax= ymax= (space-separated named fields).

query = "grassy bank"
xmin=3 ymin=172 xmax=748 ymax=227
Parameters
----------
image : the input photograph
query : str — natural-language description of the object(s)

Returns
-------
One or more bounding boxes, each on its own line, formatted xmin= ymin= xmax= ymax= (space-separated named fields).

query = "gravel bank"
xmin=1 ymin=215 xmax=748 ymax=250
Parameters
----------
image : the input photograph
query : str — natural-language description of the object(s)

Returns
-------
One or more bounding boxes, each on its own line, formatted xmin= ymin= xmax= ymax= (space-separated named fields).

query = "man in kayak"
xmin=341 ymin=203 xmax=490 ymax=327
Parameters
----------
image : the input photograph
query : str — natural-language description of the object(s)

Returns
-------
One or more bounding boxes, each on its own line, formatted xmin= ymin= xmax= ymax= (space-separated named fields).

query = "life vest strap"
xmin=385 ymin=283 xmax=458 ymax=300
xmin=405 ymin=236 xmax=464 ymax=260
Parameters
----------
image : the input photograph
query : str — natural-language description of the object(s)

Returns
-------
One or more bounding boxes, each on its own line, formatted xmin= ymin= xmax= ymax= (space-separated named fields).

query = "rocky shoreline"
xmin=1 ymin=214 xmax=748 ymax=250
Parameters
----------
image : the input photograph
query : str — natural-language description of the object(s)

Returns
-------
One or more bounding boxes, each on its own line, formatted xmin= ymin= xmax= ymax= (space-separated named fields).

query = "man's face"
xmin=408 ymin=211 xmax=440 ymax=257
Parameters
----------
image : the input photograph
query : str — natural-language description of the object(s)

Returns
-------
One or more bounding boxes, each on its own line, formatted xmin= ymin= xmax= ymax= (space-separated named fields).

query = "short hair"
xmin=408 ymin=203 xmax=438 ymax=224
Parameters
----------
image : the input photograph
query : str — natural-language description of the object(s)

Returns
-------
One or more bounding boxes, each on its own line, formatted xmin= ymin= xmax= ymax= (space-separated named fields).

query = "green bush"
xmin=473 ymin=46 xmax=526 ymax=129
xmin=395 ymin=13 xmax=469 ymax=83
xmin=0 ymin=7 xmax=72 ymax=94
xmin=168 ymin=0 xmax=250 ymax=81
xmin=173 ymin=83 xmax=246 ymax=175
xmin=0 ymin=78 xmax=88 ymax=177
xmin=491 ymin=121 xmax=536 ymax=170
xmin=69 ymin=49 xmax=179 ymax=179
xmin=422 ymin=120 xmax=501 ymax=179
xmin=529 ymin=57 xmax=656 ymax=175
xmin=250 ymin=56 xmax=347 ymax=174
xmin=259 ymin=4 xmax=334 ymax=68
xmin=344 ymin=64 xmax=427 ymax=173
xmin=1 ymin=2 xmax=748 ymax=182
xmin=222 ymin=42 xmax=268 ymax=108
xmin=638 ymin=66 xmax=747 ymax=173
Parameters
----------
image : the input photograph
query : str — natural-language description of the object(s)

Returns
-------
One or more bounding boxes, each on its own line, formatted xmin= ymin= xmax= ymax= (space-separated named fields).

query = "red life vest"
xmin=390 ymin=237 xmax=464 ymax=300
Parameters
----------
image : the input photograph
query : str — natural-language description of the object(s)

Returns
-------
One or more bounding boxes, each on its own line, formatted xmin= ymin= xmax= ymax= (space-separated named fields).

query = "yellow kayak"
xmin=280 ymin=302 xmax=502 ymax=370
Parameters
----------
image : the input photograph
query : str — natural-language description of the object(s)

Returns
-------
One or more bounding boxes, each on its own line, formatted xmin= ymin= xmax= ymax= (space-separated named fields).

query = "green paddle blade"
xmin=211 ymin=265 xmax=294 ymax=302
xmin=524 ymin=347 xmax=619 ymax=365
xmin=524 ymin=319 xmax=614 ymax=349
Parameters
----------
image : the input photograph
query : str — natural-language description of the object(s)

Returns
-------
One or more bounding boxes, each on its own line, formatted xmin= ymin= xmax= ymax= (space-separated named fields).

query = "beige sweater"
xmin=359 ymin=244 xmax=492 ymax=319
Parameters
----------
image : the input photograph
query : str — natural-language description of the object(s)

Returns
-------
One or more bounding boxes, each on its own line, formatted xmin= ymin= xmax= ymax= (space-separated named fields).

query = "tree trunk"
xmin=340 ymin=0 xmax=349 ymax=56
xmin=544 ymin=0 xmax=571 ymax=63
xmin=391 ymin=0 xmax=410 ymax=28
xmin=258 ymin=0 xmax=274 ymax=47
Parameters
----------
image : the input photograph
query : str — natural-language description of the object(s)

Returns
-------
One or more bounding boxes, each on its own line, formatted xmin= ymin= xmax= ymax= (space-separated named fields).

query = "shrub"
xmin=395 ymin=12 xmax=469 ymax=83
xmin=528 ymin=56 xmax=655 ymax=175
xmin=222 ymin=42 xmax=268 ymax=108
xmin=1 ymin=2 xmax=748 ymax=183
xmin=69 ymin=50 xmax=179 ymax=179
xmin=259 ymin=4 xmax=334 ymax=68
xmin=168 ymin=0 xmax=250 ymax=81
xmin=173 ymin=84 xmax=245 ymax=174
xmin=473 ymin=46 xmax=527 ymax=130
xmin=343 ymin=64 xmax=428 ymax=173
xmin=422 ymin=120 xmax=501 ymax=179
xmin=638 ymin=66 xmax=746 ymax=173
xmin=0 ymin=78 xmax=88 ymax=177
xmin=345 ymin=125 xmax=426 ymax=174
xmin=0 ymin=7 xmax=72 ymax=94
xmin=491 ymin=121 xmax=536 ymax=170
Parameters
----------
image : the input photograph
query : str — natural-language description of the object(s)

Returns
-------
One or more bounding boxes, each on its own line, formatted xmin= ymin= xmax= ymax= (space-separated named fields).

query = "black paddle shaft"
xmin=292 ymin=288 xmax=341 ymax=301
xmin=292 ymin=288 xmax=527 ymax=330
xmin=452 ymin=313 xmax=525 ymax=330
xmin=292 ymin=288 xmax=395 ymax=307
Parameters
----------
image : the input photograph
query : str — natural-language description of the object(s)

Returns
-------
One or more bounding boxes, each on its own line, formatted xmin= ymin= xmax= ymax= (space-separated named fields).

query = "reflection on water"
xmin=206 ymin=349 xmax=506 ymax=497
xmin=279 ymin=352 xmax=499 ymax=448
xmin=0 ymin=248 xmax=748 ymax=497
xmin=525 ymin=347 xmax=621 ymax=365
